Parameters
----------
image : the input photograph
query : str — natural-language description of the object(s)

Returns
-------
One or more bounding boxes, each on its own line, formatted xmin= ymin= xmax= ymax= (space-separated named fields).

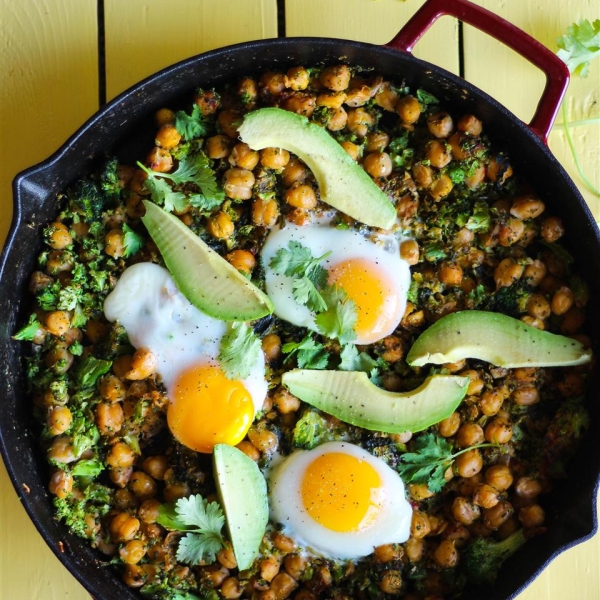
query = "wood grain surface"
xmin=0 ymin=0 xmax=598 ymax=598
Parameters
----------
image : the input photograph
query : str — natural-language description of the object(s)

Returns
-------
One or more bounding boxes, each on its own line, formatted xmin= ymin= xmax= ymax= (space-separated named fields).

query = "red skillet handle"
xmin=386 ymin=0 xmax=569 ymax=145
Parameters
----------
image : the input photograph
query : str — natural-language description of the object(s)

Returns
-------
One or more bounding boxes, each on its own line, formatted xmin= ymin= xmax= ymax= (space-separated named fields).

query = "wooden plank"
xmin=104 ymin=0 xmax=279 ymax=100
xmin=285 ymin=0 xmax=460 ymax=75
xmin=463 ymin=0 xmax=599 ymax=219
xmin=0 ymin=0 xmax=98 ymax=596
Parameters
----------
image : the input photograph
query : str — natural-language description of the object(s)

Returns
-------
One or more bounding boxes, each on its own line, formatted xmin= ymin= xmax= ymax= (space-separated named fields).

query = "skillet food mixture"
xmin=15 ymin=64 xmax=594 ymax=600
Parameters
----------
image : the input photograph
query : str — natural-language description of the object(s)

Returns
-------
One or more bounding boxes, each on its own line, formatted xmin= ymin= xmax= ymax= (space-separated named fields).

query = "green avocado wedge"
xmin=142 ymin=201 xmax=273 ymax=321
xmin=282 ymin=370 xmax=469 ymax=433
xmin=238 ymin=108 xmax=396 ymax=229
xmin=407 ymin=310 xmax=592 ymax=368
xmin=213 ymin=444 xmax=269 ymax=571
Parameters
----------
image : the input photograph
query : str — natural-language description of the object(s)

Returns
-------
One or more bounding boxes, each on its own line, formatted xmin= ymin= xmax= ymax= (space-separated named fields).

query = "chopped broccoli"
xmin=485 ymin=282 xmax=530 ymax=317
xmin=100 ymin=157 xmax=121 ymax=201
xmin=462 ymin=528 xmax=527 ymax=585
xmin=74 ymin=355 xmax=112 ymax=388
xmin=12 ymin=313 xmax=42 ymax=341
xmin=292 ymin=408 xmax=347 ymax=450
xmin=53 ymin=483 xmax=112 ymax=539
xmin=70 ymin=180 xmax=105 ymax=222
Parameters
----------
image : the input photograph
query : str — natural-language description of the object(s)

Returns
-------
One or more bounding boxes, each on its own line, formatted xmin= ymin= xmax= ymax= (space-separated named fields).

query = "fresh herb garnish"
xmin=314 ymin=285 xmax=357 ymax=345
xmin=74 ymin=356 xmax=112 ymax=389
xmin=282 ymin=333 xmax=329 ymax=369
xmin=174 ymin=104 xmax=208 ymax=140
xmin=12 ymin=313 xmax=42 ymax=341
xmin=122 ymin=223 xmax=144 ymax=257
xmin=398 ymin=433 xmax=498 ymax=493
xmin=157 ymin=495 xmax=226 ymax=565
xmin=219 ymin=322 xmax=262 ymax=380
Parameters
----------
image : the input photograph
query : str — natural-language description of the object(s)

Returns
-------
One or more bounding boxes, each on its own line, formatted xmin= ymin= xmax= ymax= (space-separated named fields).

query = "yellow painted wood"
xmin=0 ymin=1 xmax=599 ymax=599
xmin=463 ymin=0 xmax=599 ymax=218
xmin=0 ymin=0 xmax=99 ymax=595
xmin=285 ymin=0 xmax=460 ymax=75
xmin=104 ymin=0 xmax=278 ymax=100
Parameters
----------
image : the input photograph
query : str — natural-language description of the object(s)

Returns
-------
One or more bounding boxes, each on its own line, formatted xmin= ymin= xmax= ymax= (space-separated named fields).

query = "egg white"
xmin=103 ymin=262 xmax=267 ymax=413
xmin=260 ymin=223 xmax=410 ymax=343
xmin=269 ymin=441 xmax=412 ymax=559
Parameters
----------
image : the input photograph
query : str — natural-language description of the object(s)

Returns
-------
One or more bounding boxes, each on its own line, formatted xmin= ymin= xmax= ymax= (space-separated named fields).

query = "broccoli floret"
xmin=53 ymin=483 xmax=112 ymax=539
xmin=462 ymin=528 xmax=527 ymax=585
xmin=70 ymin=180 xmax=105 ymax=222
xmin=100 ymin=157 xmax=121 ymax=201
xmin=485 ymin=281 xmax=530 ymax=317
xmin=292 ymin=408 xmax=348 ymax=450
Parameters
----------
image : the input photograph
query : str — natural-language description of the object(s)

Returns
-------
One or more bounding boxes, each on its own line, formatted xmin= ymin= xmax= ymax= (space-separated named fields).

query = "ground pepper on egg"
xmin=14 ymin=63 xmax=594 ymax=600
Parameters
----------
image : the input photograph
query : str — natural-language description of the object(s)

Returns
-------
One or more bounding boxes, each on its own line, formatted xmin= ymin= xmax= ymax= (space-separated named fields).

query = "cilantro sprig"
xmin=398 ymin=433 xmax=499 ymax=493
xmin=122 ymin=223 xmax=144 ymax=257
xmin=157 ymin=495 xmax=226 ymax=565
xmin=137 ymin=153 xmax=224 ymax=213
xmin=174 ymin=104 xmax=208 ymax=140
xmin=269 ymin=241 xmax=357 ymax=343
xmin=219 ymin=322 xmax=262 ymax=380
xmin=282 ymin=333 xmax=330 ymax=369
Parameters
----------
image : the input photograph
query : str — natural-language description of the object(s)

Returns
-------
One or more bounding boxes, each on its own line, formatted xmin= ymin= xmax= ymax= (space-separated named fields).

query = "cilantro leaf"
xmin=315 ymin=285 xmax=357 ymax=345
xmin=416 ymin=89 xmax=439 ymax=105
xmin=269 ymin=241 xmax=331 ymax=282
xmin=122 ymin=224 xmax=144 ymax=257
xmin=174 ymin=104 xmax=208 ymax=140
xmin=292 ymin=276 xmax=328 ymax=313
xmin=219 ymin=322 xmax=262 ymax=380
xmin=557 ymin=19 xmax=600 ymax=77
xmin=338 ymin=344 xmax=378 ymax=373
xmin=282 ymin=334 xmax=329 ymax=369
xmin=157 ymin=495 xmax=226 ymax=565
xmin=13 ymin=313 xmax=42 ymax=341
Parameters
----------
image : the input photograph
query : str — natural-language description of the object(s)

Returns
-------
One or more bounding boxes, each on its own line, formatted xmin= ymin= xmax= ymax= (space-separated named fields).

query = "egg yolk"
xmin=328 ymin=258 xmax=401 ymax=344
xmin=167 ymin=364 xmax=254 ymax=453
xmin=301 ymin=452 xmax=383 ymax=533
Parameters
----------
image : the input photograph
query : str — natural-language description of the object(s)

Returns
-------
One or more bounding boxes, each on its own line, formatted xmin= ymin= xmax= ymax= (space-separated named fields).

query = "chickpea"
xmin=273 ymin=388 xmax=301 ymax=414
xmin=47 ymin=250 xmax=75 ymax=276
xmin=224 ymin=249 xmax=255 ymax=276
xmin=154 ymin=123 xmax=181 ymax=149
xmin=48 ymin=470 xmax=73 ymax=498
xmin=218 ymin=110 xmax=241 ymax=138
xmin=45 ymin=346 xmax=74 ymax=374
xmin=494 ymin=258 xmax=524 ymax=289
xmin=452 ymin=496 xmax=481 ymax=525
xmin=261 ymin=147 xmax=290 ymax=170
xmin=273 ymin=533 xmax=296 ymax=553
xmin=260 ymin=71 xmax=286 ymax=95
xmin=110 ymin=512 xmax=140 ymax=542
xmin=465 ymin=163 xmax=486 ymax=189
xmin=237 ymin=77 xmax=258 ymax=105
xmin=47 ymin=405 xmax=73 ymax=436
xmin=519 ymin=504 xmax=545 ymax=528
xmin=483 ymin=500 xmax=514 ymax=529
xmin=107 ymin=442 xmax=136 ymax=468
xmin=479 ymin=388 xmax=506 ymax=416
xmin=252 ymin=198 xmax=279 ymax=228
xmin=510 ymin=195 xmax=545 ymax=219
xmin=96 ymin=401 xmax=124 ymax=436
xmin=155 ymin=107 xmax=175 ymax=127
xmin=229 ymin=143 xmax=259 ymax=170
xmin=484 ymin=465 xmax=513 ymax=492
xmin=457 ymin=114 xmax=483 ymax=136
xmin=427 ymin=111 xmax=454 ymax=138
xmin=48 ymin=436 xmax=77 ymax=463
xmin=541 ymin=215 xmax=565 ymax=242
xmin=438 ymin=411 xmax=461 ymax=437
xmin=526 ymin=293 xmax=550 ymax=320
xmin=438 ymin=262 xmax=463 ymax=286
xmin=485 ymin=417 xmax=513 ymax=444
xmin=412 ymin=163 xmax=433 ymax=188
xmin=320 ymin=65 xmax=351 ymax=91
xmin=271 ymin=572 xmax=298 ymax=599
xmin=207 ymin=211 xmax=234 ymax=240
xmin=163 ymin=482 xmax=190 ymax=503
xmin=282 ymin=553 xmax=306 ymax=581
xmin=248 ymin=427 xmax=278 ymax=453
xmin=145 ymin=146 xmax=173 ymax=173
xmin=399 ymin=239 xmax=419 ymax=265
xmin=410 ymin=510 xmax=431 ymax=539
xmin=47 ymin=222 xmax=73 ymax=250
xmin=339 ymin=141 xmax=359 ymax=160
xmin=473 ymin=484 xmax=500 ymax=509
xmin=125 ymin=347 xmax=157 ymax=381
xmin=345 ymin=108 xmax=373 ymax=138
xmin=43 ymin=310 xmax=71 ymax=338
xmin=285 ymin=183 xmax=317 ymax=209
xmin=374 ymin=543 xmax=402 ymax=563
xmin=379 ymin=570 xmax=402 ymax=594
xmin=260 ymin=556 xmax=281 ymax=582
xmin=498 ymin=217 xmax=525 ymax=246
xmin=104 ymin=228 xmax=125 ymax=258
xmin=282 ymin=159 xmax=309 ymax=187
xmin=363 ymin=152 xmax=393 ymax=178
xmin=454 ymin=449 xmax=483 ymax=478
xmin=122 ymin=564 xmax=145 ymax=588
xmin=120 ymin=540 xmax=146 ymax=565
xmin=456 ymin=423 xmax=485 ymax=448
xmin=374 ymin=83 xmax=399 ymax=111
xmin=138 ymin=498 xmax=160 ymax=524
xmin=408 ymin=483 xmax=435 ymax=501
xmin=429 ymin=174 xmax=454 ymax=200
xmin=221 ymin=577 xmax=244 ymax=599
xmin=29 ymin=270 xmax=54 ymax=294
xmin=282 ymin=92 xmax=316 ymax=117
xmin=99 ymin=375 xmax=126 ymax=403
xmin=223 ymin=168 xmax=255 ymax=200
xmin=486 ymin=155 xmax=513 ymax=183
xmin=206 ymin=134 xmax=232 ymax=159
xmin=284 ymin=66 xmax=310 ymax=90
xmin=551 ymin=286 xmax=575 ymax=316
xmin=512 ymin=385 xmax=539 ymax=406
xmin=434 ymin=540 xmax=459 ymax=569
xmin=521 ymin=315 xmax=545 ymax=330
xmin=129 ymin=471 xmax=157 ymax=500
xmin=396 ymin=95 xmax=421 ymax=124
xmin=261 ymin=333 xmax=281 ymax=362
xmin=316 ymin=90 xmax=347 ymax=109
xmin=426 ymin=140 xmax=452 ymax=168
xmin=195 ymin=89 xmax=220 ymax=115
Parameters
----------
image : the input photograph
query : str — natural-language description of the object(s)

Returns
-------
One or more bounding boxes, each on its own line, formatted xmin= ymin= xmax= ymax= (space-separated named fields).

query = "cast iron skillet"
xmin=1 ymin=0 xmax=598 ymax=598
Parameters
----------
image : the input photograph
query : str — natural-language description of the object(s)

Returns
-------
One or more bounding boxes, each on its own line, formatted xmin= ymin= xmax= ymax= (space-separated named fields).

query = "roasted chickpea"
xmin=96 ymin=401 xmax=124 ymax=436
xmin=346 ymin=108 xmax=374 ymax=137
xmin=195 ymin=89 xmax=220 ymax=115
xmin=363 ymin=152 xmax=393 ymax=178
xmin=400 ymin=239 xmax=420 ymax=265
xmin=473 ymin=484 xmax=500 ymax=509
xmin=455 ymin=423 xmax=485 ymax=448
xmin=155 ymin=123 xmax=181 ymax=149
xmin=485 ymin=464 xmax=513 ymax=491
xmin=46 ymin=222 xmax=73 ymax=250
xmin=427 ymin=111 xmax=454 ymax=138
xmin=44 ymin=310 xmax=71 ymax=337
xmin=285 ymin=66 xmax=310 ymax=90
xmin=485 ymin=417 xmax=513 ymax=444
xmin=410 ymin=510 xmax=431 ymax=539
xmin=107 ymin=442 xmax=136 ymax=468
xmin=380 ymin=569 xmax=402 ymax=594
xmin=483 ymin=500 xmax=514 ymax=529
xmin=207 ymin=211 xmax=235 ymax=240
xmin=426 ymin=140 xmax=452 ymax=168
xmin=434 ymin=540 xmax=459 ymax=569
xmin=396 ymin=95 xmax=421 ymax=124
xmin=551 ymin=286 xmax=575 ymax=316
xmin=120 ymin=540 xmax=146 ymax=565
xmin=260 ymin=71 xmax=286 ymax=96
xmin=320 ymin=65 xmax=351 ymax=91
xmin=105 ymin=229 xmax=125 ymax=258
xmin=438 ymin=262 xmax=463 ymax=286
xmin=206 ymin=134 xmax=232 ymax=159
xmin=47 ymin=405 xmax=73 ymax=436
xmin=252 ymin=198 xmax=279 ymax=228
xmin=454 ymin=449 xmax=483 ymax=478
xmin=218 ymin=110 xmax=241 ymax=138
xmin=261 ymin=147 xmax=290 ymax=170
xmin=126 ymin=347 xmax=157 ymax=380
xmin=110 ymin=512 xmax=140 ymax=542
xmin=229 ymin=143 xmax=260 ymax=170
xmin=541 ymin=215 xmax=565 ymax=243
xmin=282 ymin=92 xmax=316 ymax=117
xmin=224 ymin=168 xmax=255 ymax=200
xmin=457 ymin=114 xmax=483 ymax=136
xmin=285 ymin=183 xmax=317 ymax=209
xmin=452 ymin=496 xmax=481 ymax=525
xmin=155 ymin=107 xmax=175 ymax=127
xmin=49 ymin=469 xmax=73 ymax=498
xmin=429 ymin=174 xmax=454 ymax=200
xmin=438 ymin=411 xmax=461 ymax=437
xmin=494 ymin=258 xmax=524 ymax=289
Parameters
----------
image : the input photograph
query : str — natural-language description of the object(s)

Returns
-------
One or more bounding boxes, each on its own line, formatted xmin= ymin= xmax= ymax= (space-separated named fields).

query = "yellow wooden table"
xmin=0 ymin=1 xmax=598 ymax=598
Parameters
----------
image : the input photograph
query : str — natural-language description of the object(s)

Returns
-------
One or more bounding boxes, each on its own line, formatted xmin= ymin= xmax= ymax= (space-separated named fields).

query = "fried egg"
xmin=269 ymin=441 xmax=412 ymax=559
xmin=261 ymin=223 xmax=410 ymax=344
xmin=103 ymin=262 xmax=267 ymax=453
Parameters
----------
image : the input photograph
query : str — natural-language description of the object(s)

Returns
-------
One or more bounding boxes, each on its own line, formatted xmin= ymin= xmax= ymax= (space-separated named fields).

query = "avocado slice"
xmin=213 ymin=444 xmax=268 ymax=571
xmin=238 ymin=108 xmax=396 ymax=229
xmin=142 ymin=201 xmax=273 ymax=321
xmin=406 ymin=310 xmax=592 ymax=368
xmin=282 ymin=370 xmax=469 ymax=433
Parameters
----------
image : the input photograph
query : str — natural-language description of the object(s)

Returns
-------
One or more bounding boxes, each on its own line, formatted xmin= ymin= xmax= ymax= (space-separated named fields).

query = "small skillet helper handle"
xmin=386 ymin=0 xmax=569 ymax=145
